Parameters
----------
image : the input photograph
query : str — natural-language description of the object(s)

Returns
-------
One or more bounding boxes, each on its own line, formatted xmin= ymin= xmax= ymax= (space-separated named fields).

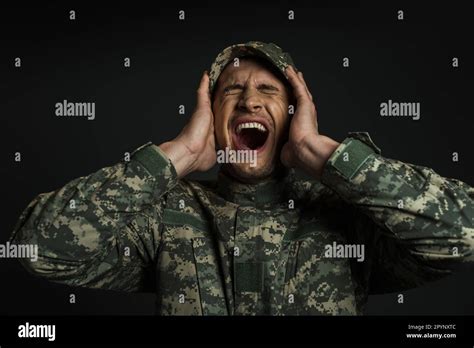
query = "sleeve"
xmin=9 ymin=143 xmax=179 ymax=292
xmin=321 ymin=132 xmax=474 ymax=293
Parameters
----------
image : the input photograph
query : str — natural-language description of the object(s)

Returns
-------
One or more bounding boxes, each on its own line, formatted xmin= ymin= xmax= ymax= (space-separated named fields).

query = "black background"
xmin=0 ymin=1 xmax=472 ymax=316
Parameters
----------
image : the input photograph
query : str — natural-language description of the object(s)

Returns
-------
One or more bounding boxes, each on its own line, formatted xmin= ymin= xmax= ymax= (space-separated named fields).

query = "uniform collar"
xmin=216 ymin=168 xmax=291 ymax=207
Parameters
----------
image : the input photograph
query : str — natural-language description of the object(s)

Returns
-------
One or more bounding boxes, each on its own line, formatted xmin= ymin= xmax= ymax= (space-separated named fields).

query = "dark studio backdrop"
xmin=0 ymin=1 xmax=472 ymax=316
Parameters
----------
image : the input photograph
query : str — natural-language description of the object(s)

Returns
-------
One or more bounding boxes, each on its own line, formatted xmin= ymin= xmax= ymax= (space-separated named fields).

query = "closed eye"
xmin=223 ymin=84 xmax=244 ymax=95
xmin=257 ymin=84 xmax=280 ymax=94
xmin=223 ymin=83 xmax=280 ymax=95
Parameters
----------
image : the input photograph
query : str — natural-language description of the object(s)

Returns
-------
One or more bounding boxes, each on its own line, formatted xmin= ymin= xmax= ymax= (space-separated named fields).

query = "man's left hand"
xmin=280 ymin=65 xmax=340 ymax=179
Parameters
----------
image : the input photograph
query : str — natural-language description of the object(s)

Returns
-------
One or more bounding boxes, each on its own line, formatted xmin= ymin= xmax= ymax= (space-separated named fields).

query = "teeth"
xmin=236 ymin=122 xmax=267 ymax=133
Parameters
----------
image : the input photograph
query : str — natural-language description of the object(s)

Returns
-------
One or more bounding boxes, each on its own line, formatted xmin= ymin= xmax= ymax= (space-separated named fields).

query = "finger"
xmin=298 ymin=71 xmax=313 ymax=101
xmin=286 ymin=66 xmax=311 ymax=104
xmin=289 ymin=66 xmax=313 ymax=103
xmin=196 ymin=71 xmax=211 ymax=109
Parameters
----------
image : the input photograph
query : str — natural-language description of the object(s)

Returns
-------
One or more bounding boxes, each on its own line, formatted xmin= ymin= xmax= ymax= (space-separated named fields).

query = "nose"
xmin=237 ymin=88 xmax=263 ymax=113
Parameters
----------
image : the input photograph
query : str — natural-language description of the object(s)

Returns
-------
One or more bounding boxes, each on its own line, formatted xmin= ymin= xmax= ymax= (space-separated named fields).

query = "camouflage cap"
xmin=208 ymin=41 xmax=296 ymax=94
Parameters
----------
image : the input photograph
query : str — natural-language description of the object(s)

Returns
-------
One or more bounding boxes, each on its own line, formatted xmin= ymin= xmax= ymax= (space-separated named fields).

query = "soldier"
xmin=10 ymin=42 xmax=474 ymax=315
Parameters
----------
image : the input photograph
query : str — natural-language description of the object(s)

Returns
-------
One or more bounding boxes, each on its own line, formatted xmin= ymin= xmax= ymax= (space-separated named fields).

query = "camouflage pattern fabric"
xmin=208 ymin=41 xmax=296 ymax=93
xmin=10 ymin=133 xmax=474 ymax=315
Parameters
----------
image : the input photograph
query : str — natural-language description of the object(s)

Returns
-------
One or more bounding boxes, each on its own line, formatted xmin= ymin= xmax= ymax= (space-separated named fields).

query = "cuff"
xmin=321 ymin=132 xmax=380 ymax=185
xmin=132 ymin=142 xmax=178 ymax=189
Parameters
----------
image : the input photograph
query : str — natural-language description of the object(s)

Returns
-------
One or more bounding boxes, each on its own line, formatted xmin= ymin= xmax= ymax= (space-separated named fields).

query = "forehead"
xmin=217 ymin=58 xmax=284 ymax=84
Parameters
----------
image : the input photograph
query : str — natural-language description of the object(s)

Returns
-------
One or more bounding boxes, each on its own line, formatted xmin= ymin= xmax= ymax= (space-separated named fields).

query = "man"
xmin=10 ymin=42 xmax=474 ymax=315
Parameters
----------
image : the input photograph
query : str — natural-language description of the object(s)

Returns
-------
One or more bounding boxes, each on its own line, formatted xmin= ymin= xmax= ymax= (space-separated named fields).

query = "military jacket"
xmin=10 ymin=133 xmax=474 ymax=315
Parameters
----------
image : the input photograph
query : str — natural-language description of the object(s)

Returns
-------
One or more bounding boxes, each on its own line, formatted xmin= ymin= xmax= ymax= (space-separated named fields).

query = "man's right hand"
xmin=159 ymin=71 xmax=217 ymax=178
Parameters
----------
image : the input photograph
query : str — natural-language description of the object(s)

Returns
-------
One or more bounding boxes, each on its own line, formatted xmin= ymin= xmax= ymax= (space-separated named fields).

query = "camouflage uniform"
xmin=10 ymin=42 xmax=474 ymax=315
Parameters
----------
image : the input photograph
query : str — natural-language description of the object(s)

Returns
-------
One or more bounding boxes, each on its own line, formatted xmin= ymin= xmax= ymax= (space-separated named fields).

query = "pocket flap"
xmin=283 ymin=220 xmax=332 ymax=242
xmin=162 ymin=209 xmax=210 ymax=232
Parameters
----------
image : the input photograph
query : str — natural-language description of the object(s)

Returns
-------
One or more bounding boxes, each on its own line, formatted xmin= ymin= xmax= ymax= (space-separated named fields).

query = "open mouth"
xmin=233 ymin=120 xmax=269 ymax=152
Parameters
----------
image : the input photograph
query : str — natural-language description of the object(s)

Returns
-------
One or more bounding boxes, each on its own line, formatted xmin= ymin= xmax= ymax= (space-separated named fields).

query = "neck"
xmin=216 ymin=166 xmax=292 ymax=207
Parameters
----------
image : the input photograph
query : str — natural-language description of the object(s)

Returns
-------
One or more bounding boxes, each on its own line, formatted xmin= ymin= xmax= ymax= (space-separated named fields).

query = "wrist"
xmin=158 ymin=140 xmax=198 ymax=179
xmin=298 ymin=134 xmax=340 ymax=179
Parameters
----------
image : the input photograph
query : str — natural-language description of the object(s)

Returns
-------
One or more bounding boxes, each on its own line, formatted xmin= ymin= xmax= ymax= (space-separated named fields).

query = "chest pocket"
xmin=156 ymin=209 xmax=227 ymax=315
xmin=281 ymin=220 xmax=357 ymax=315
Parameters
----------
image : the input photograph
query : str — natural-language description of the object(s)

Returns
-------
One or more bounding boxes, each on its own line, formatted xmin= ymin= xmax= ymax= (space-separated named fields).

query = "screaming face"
xmin=212 ymin=57 xmax=291 ymax=182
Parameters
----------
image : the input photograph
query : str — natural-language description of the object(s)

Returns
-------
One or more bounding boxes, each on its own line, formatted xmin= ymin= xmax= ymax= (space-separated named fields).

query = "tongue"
xmin=238 ymin=128 xmax=268 ymax=150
